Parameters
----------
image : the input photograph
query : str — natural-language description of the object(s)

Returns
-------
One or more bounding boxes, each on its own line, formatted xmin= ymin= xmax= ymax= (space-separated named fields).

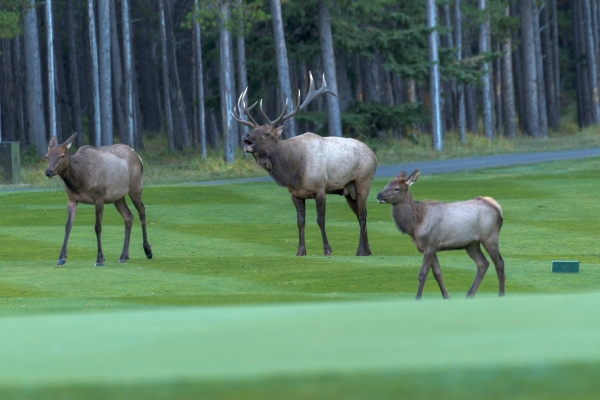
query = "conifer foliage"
xmin=0 ymin=0 xmax=597 ymax=159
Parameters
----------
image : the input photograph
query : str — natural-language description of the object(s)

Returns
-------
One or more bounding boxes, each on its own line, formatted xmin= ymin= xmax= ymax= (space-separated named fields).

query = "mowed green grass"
xmin=1 ymin=158 xmax=600 ymax=398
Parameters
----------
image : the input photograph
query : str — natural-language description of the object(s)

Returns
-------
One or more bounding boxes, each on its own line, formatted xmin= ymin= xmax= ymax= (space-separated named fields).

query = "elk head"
xmin=376 ymin=169 xmax=420 ymax=204
xmin=45 ymin=133 xmax=77 ymax=178
xmin=232 ymin=72 xmax=337 ymax=155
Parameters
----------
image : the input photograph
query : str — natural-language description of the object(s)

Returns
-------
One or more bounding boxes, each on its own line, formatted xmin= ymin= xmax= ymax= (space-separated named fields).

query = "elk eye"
xmin=61 ymin=155 xmax=65 ymax=159
xmin=394 ymin=188 xmax=400 ymax=192
xmin=263 ymin=132 xmax=270 ymax=137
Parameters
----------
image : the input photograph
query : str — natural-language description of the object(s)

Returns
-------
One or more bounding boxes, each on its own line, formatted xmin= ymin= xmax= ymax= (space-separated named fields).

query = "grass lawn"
xmin=1 ymin=157 xmax=600 ymax=398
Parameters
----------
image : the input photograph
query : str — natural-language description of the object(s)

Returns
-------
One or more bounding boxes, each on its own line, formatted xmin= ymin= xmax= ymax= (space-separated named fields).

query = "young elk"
xmin=232 ymin=73 xmax=377 ymax=256
xmin=377 ymin=169 xmax=505 ymax=299
xmin=45 ymin=133 xmax=152 ymax=266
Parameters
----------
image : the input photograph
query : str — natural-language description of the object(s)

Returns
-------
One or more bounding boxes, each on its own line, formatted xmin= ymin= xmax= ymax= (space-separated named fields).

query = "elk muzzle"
xmin=45 ymin=168 xmax=55 ymax=178
xmin=242 ymin=133 xmax=254 ymax=153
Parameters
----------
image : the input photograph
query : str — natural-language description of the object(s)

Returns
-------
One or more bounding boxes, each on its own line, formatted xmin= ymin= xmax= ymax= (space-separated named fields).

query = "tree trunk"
xmin=550 ymin=0 xmax=560 ymax=121
xmin=583 ymin=0 xmax=600 ymax=123
xmin=512 ymin=1 xmax=524 ymax=132
xmin=166 ymin=0 xmax=191 ymax=149
xmin=270 ymin=0 xmax=296 ymax=138
xmin=533 ymin=1 xmax=548 ymax=137
xmin=426 ymin=0 xmax=443 ymax=150
xmin=219 ymin=0 xmax=236 ymax=162
xmin=194 ymin=0 xmax=207 ymax=158
xmin=494 ymin=43 xmax=503 ymax=136
xmin=122 ymin=0 xmax=135 ymax=147
xmin=352 ymin=53 xmax=363 ymax=102
xmin=46 ymin=0 xmax=57 ymax=140
xmin=158 ymin=0 xmax=174 ymax=149
xmin=235 ymin=0 xmax=249 ymax=144
xmin=501 ymin=6 xmax=517 ymax=139
xmin=519 ymin=0 xmax=540 ymax=137
xmin=23 ymin=0 xmax=47 ymax=156
xmin=573 ymin=0 xmax=586 ymax=127
xmin=479 ymin=0 xmax=493 ymax=140
xmin=442 ymin=4 xmax=455 ymax=133
xmin=110 ymin=0 xmax=126 ymax=144
xmin=318 ymin=0 xmax=342 ymax=137
xmin=541 ymin=2 xmax=557 ymax=131
xmin=67 ymin=0 xmax=83 ymax=147
xmin=454 ymin=0 xmax=466 ymax=142
xmin=98 ymin=0 xmax=113 ymax=145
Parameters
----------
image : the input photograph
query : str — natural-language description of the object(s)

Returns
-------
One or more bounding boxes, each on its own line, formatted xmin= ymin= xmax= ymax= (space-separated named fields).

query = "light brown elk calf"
xmin=377 ymin=169 xmax=504 ymax=299
xmin=45 ymin=133 xmax=152 ymax=266
xmin=232 ymin=73 xmax=377 ymax=256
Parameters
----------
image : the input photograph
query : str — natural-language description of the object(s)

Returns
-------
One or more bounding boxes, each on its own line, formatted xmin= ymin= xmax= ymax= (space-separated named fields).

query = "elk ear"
xmin=273 ymin=126 xmax=284 ymax=139
xmin=63 ymin=133 xmax=77 ymax=149
xmin=406 ymin=169 xmax=420 ymax=186
xmin=48 ymin=136 xmax=58 ymax=149
xmin=397 ymin=171 xmax=406 ymax=179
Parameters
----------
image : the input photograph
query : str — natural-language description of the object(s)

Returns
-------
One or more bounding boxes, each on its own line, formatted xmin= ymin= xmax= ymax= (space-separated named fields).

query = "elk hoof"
xmin=94 ymin=262 xmax=104 ymax=267
xmin=56 ymin=259 xmax=66 ymax=266
xmin=144 ymin=246 xmax=153 ymax=259
xmin=296 ymin=249 xmax=306 ymax=256
xmin=118 ymin=259 xmax=127 ymax=263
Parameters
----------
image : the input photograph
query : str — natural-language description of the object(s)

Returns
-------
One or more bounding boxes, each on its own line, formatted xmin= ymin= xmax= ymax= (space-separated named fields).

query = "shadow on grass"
xmin=2 ymin=362 xmax=598 ymax=400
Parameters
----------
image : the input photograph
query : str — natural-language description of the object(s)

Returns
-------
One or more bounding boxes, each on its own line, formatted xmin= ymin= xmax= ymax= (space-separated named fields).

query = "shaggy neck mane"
xmin=256 ymin=139 xmax=304 ymax=188
xmin=391 ymin=193 xmax=428 ymax=237
xmin=59 ymin=154 xmax=86 ymax=193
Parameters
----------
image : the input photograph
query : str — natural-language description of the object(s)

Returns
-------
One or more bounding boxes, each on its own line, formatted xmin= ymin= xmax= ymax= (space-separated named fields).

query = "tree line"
xmin=0 ymin=0 xmax=598 ymax=161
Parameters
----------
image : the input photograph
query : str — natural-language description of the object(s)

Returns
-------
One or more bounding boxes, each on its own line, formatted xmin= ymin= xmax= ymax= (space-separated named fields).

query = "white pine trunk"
xmin=45 ymin=0 xmax=57 ymax=140
xmin=270 ymin=0 xmax=296 ymax=138
xmin=318 ymin=0 xmax=342 ymax=137
xmin=426 ymin=0 xmax=443 ymax=151
xmin=23 ymin=0 xmax=47 ymax=156
xmin=98 ymin=0 xmax=113 ymax=145
xmin=88 ymin=0 xmax=101 ymax=147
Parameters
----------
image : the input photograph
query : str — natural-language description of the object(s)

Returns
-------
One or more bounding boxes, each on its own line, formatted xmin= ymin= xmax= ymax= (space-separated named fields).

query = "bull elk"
xmin=232 ymin=73 xmax=377 ymax=256
xmin=377 ymin=169 xmax=505 ymax=299
xmin=45 ymin=133 xmax=152 ymax=266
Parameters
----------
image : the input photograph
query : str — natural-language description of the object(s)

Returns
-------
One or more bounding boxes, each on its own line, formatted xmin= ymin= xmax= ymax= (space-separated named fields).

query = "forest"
xmin=0 ymin=0 xmax=598 ymax=162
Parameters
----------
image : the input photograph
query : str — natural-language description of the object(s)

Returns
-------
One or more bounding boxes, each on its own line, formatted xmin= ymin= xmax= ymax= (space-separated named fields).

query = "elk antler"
xmin=232 ymin=88 xmax=260 ymax=129
xmin=232 ymin=72 xmax=337 ymax=129
xmin=259 ymin=71 xmax=337 ymax=127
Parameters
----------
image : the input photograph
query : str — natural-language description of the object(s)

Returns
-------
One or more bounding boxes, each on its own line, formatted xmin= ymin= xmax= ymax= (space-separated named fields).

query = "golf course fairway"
xmin=0 ymin=292 xmax=599 ymax=398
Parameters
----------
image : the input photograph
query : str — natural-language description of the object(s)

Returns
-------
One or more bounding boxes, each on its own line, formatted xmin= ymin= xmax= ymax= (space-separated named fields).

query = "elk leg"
xmin=130 ymin=192 xmax=152 ymax=259
xmin=345 ymin=194 xmax=371 ymax=256
xmin=291 ymin=195 xmax=306 ymax=256
xmin=114 ymin=198 xmax=134 ymax=263
xmin=315 ymin=192 xmax=332 ymax=256
xmin=416 ymin=249 xmax=436 ymax=300
xmin=94 ymin=201 xmax=105 ymax=266
xmin=482 ymin=240 xmax=505 ymax=297
xmin=431 ymin=255 xmax=450 ymax=299
xmin=57 ymin=200 xmax=78 ymax=266
xmin=465 ymin=242 xmax=490 ymax=298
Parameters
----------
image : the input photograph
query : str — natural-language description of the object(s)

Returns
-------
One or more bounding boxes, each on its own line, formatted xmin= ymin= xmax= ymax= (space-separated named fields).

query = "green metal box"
xmin=551 ymin=260 xmax=579 ymax=273
xmin=0 ymin=142 xmax=20 ymax=184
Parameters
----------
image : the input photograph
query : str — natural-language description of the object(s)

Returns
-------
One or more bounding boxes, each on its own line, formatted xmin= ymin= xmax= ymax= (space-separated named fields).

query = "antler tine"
xmin=258 ymin=99 xmax=273 ymax=126
xmin=298 ymin=71 xmax=337 ymax=113
xmin=270 ymin=98 xmax=290 ymax=127
xmin=231 ymin=88 xmax=260 ymax=129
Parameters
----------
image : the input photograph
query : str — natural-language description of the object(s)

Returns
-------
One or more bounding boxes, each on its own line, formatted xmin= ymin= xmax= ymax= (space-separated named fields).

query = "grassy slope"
xmin=1 ymin=158 xmax=600 ymax=398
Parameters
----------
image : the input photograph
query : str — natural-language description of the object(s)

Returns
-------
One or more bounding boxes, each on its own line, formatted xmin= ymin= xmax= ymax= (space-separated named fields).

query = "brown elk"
xmin=232 ymin=73 xmax=377 ymax=256
xmin=377 ymin=169 xmax=505 ymax=299
xmin=45 ymin=133 xmax=152 ymax=266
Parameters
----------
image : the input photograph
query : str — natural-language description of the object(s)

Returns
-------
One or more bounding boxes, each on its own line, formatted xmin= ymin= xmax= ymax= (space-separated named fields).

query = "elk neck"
xmin=260 ymin=139 xmax=305 ymax=189
xmin=391 ymin=192 xmax=427 ymax=237
xmin=58 ymin=154 xmax=86 ymax=193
